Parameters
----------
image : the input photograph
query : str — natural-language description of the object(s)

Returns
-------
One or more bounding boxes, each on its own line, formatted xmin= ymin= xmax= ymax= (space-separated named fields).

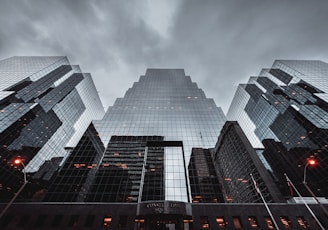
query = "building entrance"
xmin=146 ymin=214 xmax=185 ymax=230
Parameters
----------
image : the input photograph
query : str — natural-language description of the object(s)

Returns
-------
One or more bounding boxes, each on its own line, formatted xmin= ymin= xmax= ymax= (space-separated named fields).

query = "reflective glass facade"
xmin=188 ymin=148 xmax=224 ymax=203
xmin=92 ymin=69 xmax=226 ymax=202
xmin=44 ymin=69 xmax=226 ymax=204
xmin=227 ymin=60 xmax=328 ymax=198
xmin=0 ymin=56 xmax=104 ymax=201
xmin=212 ymin=121 xmax=283 ymax=203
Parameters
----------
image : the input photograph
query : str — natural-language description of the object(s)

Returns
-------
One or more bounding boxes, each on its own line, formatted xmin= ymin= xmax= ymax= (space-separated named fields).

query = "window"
xmin=233 ymin=216 xmax=242 ymax=229
xmin=118 ymin=215 xmax=128 ymax=228
xmin=35 ymin=215 xmax=47 ymax=227
xmin=18 ymin=215 xmax=30 ymax=227
xmin=264 ymin=217 xmax=274 ymax=229
xmin=0 ymin=215 xmax=13 ymax=228
xmin=52 ymin=215 xmax=63 ymax=227
xmin=296 ymin=217 xmax=309 ymax=228
xmin=85 ymin=215 xmax=95 ymax=227
xmin=280 ymin=216 xmax=292 ymax=228
xmin=103 ymin=215 xmax=112 ymax=228
xmin=216 ymin=216 xmax=226 ymax=228
xmin=248 ymin=216 xmax=259 ymax=228
xmin=68 ymin=215 xmax=79 ymax=227
xmin=200 ymin=216 xmax=209 ymax=229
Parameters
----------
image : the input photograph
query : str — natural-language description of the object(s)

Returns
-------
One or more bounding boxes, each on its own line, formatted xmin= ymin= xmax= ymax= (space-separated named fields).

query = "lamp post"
xmin=302 ymin=157 xmax=328 ymax=218
xmin=0 ymin=158 xmax=28 ymax=220
xmin=303 ymin=158 xmax=316 ymax=185
xmin=285 ymin=173 xmax=325 ymax=230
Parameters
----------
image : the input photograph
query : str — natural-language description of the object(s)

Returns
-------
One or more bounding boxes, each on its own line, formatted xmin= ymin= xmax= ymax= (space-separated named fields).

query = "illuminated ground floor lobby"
xmin=0 ymin=201 xmax=327 ymax=229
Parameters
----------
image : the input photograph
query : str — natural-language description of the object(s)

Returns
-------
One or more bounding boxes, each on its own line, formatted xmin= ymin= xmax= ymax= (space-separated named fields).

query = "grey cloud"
xmin=1 ymin=0 xmax=328 ymax=113
xmin=154 ymin=0 xmax=328 ymax=112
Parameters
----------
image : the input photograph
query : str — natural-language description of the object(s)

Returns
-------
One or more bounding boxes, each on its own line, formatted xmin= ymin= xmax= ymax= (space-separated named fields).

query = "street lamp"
xmin=303 ymin=157 xmax=317 ymax=184
xmin=302 ymin=157 xmax=328 ymax=218
xmin=0 ymin=157 xmax=28 ymax=220
xmin=13 ymin=158 xmax=27 ymax=184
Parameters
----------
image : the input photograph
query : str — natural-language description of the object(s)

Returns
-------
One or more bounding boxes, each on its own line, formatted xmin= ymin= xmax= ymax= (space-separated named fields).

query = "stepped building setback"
xmin=228 ymin=60 xmax=328 ymax=199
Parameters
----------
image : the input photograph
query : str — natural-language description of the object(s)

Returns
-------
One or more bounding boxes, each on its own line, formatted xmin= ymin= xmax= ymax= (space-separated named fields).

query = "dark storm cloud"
xmin=1 ymin=0 xmax=328 ymax=113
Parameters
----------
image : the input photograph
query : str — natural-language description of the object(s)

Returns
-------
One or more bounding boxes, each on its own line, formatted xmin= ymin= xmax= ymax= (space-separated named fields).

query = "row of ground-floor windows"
xmin=203 ymin=215 xmax=311 ymax=229
xmin=0 ymin=214 xmax=320 ymax=229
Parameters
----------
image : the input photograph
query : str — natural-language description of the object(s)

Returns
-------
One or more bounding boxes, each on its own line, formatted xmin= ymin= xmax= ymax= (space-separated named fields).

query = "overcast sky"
xmin=1 ymin=0 xmax=328 ymax=114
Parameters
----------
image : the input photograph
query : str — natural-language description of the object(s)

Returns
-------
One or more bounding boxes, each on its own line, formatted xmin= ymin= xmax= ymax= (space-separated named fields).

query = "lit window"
xmin=200 ymin=216 xmax=209 ymax=229
xmin=216 ymin=217 xmax=226 ymax=228
xmin=103 ymin=216 xmax=112 ymax=227
xmin=135 ymin=218 xmax=145 ymax=223
xmin=248 ymin=216 xmax=258 ymax=228
xmin=280 ymin=216 xmax=292 ymax=228
xmin=297 ymin=217 xmax=309 ymax=228
xmin=183 ymin=218 xmax=193 ymax=223
xmin=264 ymin=217 xmax=274 ymax=229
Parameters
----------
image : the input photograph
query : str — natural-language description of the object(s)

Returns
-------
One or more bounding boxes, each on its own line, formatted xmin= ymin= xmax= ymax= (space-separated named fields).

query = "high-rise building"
xmin=0 ymin=56 xmax=104 ymax=200
xmin=40 ymin=68 xmax=227 ymax=229
xmin=92 ymin=68 xmax=227 ymax=203
xmin=45 ymin=69 xmax=226 ymax=202
xmin=227 ymin=60 xmax=328 ymax=199
xmin=212 ymin=121 xmax=284 ymax=203
xmin=1 ymin=65 xmax=328 ymax=229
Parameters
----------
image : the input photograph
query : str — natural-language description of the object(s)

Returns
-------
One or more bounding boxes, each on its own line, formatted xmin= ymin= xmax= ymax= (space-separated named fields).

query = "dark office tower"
xmin=188 ymin=148 xmax=224 ymax=203
xmin=86 ymin=135 xmax=166 ymax=203
xmin=93 ymin=69 xmax=227 ymax=202
xmin=212 ymin=121 xmax=283 ymax=203
xmin=0 ymin=56 xmax=104 ymax=200
xmin=227 ymin=60 xmax=328 ymax=198
xmin=44 ymin=123 xmax=105 ymax=202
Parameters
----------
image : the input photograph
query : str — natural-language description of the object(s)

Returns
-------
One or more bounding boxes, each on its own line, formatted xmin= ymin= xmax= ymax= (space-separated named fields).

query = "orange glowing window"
xmin=297 ymin=217 xmax=309 ymax=228
xmin=216 ymin=217 xmax=226 ymax=228
xmin=103 ymin=216 xmax=112 ymax=227
xmin=248 ymin=216 xmax=258 ymax=228
xmin=280 ymin=216 xmax=292 ymax=228
xmin=264 ymin=217 xmax=274 ymax=229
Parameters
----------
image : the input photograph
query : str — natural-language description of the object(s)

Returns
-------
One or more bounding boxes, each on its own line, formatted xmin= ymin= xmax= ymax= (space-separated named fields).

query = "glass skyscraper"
xmin=212 ymin=121 xmax=284 ymax=203
xmin=45 ymin=68 xmax=226 ymax=204
xmin=2 ymin=64 xmax=328 ymax=229
xmin=227 ymin=60 xmax=328 ymax=198
xmin=0 ymin=56 xmax=104 ymax=201
xmin=93 ymin=69 xmax=226 ymax=202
